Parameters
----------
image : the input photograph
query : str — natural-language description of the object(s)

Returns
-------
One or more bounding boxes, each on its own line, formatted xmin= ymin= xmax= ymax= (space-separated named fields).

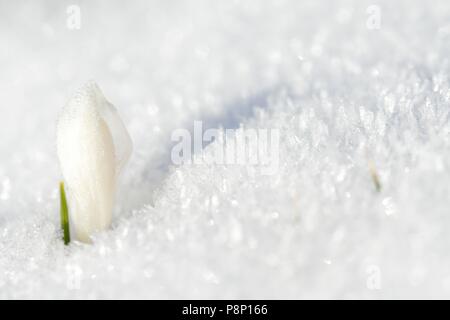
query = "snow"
xmin=1 ymin=0 xmax=450 ymax=299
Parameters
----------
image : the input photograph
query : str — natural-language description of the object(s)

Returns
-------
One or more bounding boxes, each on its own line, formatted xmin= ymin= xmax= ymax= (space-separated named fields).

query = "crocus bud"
xmin=56 ymin=82 xmax=132 ymax=243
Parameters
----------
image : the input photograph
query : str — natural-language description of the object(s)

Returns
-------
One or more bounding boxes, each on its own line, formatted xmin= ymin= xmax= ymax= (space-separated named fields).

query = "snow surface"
xmin=1 ymin=0 xmax=450 ymax=299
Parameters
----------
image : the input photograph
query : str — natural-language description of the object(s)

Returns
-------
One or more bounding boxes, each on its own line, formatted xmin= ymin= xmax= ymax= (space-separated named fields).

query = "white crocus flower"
xmin=56 ymin=82 xmax=132 ymax=243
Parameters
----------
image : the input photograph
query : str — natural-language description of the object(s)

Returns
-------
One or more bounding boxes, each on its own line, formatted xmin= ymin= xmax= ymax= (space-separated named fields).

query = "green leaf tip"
xmin=59 ymin=181 xmax=71 ymax=245
xmin=368 ymin=160 xmax=382 ymax=193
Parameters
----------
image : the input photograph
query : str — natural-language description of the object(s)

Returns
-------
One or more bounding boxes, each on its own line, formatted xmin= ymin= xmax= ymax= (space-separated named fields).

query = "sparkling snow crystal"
xmin=1 ymin=0 xmax=450 ymax=298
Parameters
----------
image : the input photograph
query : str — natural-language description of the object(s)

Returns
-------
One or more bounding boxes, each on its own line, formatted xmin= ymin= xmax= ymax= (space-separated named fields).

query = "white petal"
xmin=96 ymin=93 xmax=133 ymax=174
xmin=56 ymin=82 xmax=131 ymax=242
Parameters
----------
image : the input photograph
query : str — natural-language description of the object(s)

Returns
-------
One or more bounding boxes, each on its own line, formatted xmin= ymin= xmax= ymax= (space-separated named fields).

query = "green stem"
xmin=368 ymin=161 xmax=382 ymax=193
xmin=59 ymin=181 xmax=70 ymax=245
